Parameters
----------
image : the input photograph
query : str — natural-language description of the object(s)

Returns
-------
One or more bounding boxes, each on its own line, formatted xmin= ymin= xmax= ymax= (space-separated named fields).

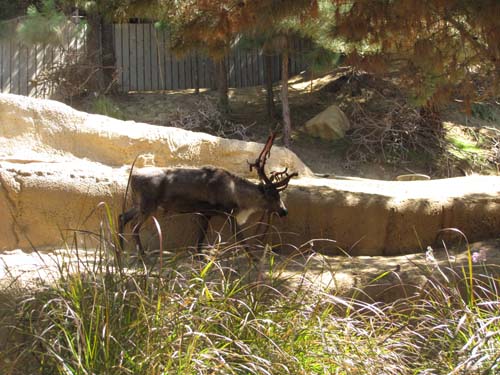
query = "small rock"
xmin=304 ymin=105 xmax=350 ymax=141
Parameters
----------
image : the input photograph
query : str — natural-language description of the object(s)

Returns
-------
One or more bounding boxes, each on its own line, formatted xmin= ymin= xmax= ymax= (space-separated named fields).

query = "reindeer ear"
xmin=257 ymin=183 xmax=265 ymax=193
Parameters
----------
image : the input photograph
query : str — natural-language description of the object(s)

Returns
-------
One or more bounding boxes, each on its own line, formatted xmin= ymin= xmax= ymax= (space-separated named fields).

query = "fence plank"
xmin=47 ymin=45 xmax=55 ymax=97
xmin=258 ymin=49 xmax=264 ymax=85
xmin=34 ymin=44 xmax=44 ymax=97
xmin=150 ymin=25 xmax=159 ymax=91
xmin=114 ymin=24 xmax=123 ymax=91
xmin=238 ymin=49 xmax=244 ymax=87
xmin=180 ymin=53 xmax=187 ymax=90
xmin=182 ymin=56 xmax=188 ymax=89
xmin=36 ymin=44 xmax=45 ymax=97
xmin=10 ymin=41 xmax=18 ymax=94
xmin=1 ymin=22 xmax=309 ymax=96
xmin=251 ymin=50 xmax=257 ymax=86
xmin=18 ymin=43 xmax=29 ymax=95
xmin=121 ymin=24 xmax=129 ymax=91
xmin=137 ymin=23 xmax=145 ymax=90
xmin=27 ymin=43 xmax=37 ymax=96
xmin=179 ymin=56 xmax=186 ymax=89
xmin=186 ymin=53 xmax=191 ymax=89
xmin=174 ymin=54 xmax=181 ymax=90
xmin=1 ymin=39 xmax=9 ymax=93
xmin=165 ymin=34 xmax=173 ymax=90
xmin=5 ymin=39 xmax=11 ymax=92
xmin=237 ymin=50 xmax=243 ymax=87
xmin=123 ymin=25 xmax=132 ymax=91
xmin=130 ymin=24 xmax=139 ymax=90
xmin=200 ymin=55 xmax=208 ymax=88
xmin=187 ymin=53 xmax=194 ymax=89
xmin=157 ymin=29 xmax=166 ymax=90
xmin=251 ymin=51 xmax=256 ymax=86
xmin=145 ymin=23 xmax=152 ymax=90
xmin=161 ymin=30 xmax=169 ymax=90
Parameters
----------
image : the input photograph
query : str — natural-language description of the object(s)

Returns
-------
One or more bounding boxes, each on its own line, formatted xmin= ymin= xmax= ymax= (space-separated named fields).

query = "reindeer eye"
xmin=265 ymin=188 xmax=279 ymax=198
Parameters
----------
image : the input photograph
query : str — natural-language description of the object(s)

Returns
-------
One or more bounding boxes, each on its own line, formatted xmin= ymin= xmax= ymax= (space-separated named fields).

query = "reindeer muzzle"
xmin=278 ymin=208 xmax=288 ymax=217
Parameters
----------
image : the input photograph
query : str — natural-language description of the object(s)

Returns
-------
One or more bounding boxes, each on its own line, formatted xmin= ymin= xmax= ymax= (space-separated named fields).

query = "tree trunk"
xmin=281 ymin=49 xmax=291 ymax=148
xmin=209 ymin=60 xmax=217 ymax=90
xmin=100 ymin=18 xmax=116 ymax=93
xmin=215 ymin=58 xmax=229 ymax=113
xmin=264 ymin=53 xmax=276 ymax=119
xmin=194 ymin=52 xmax=200 ymax=94
xmin=310 ymin=68 xmax=314 ymax=94
xmin=86 ymin=11 xmax=104 ymax=93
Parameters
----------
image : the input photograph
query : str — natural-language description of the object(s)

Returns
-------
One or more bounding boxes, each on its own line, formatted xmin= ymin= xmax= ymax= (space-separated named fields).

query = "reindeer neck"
xmin=231 ymin=178 xmax=261 ymax=224
xmin=232 ymin=176 xmax=262 ymax=209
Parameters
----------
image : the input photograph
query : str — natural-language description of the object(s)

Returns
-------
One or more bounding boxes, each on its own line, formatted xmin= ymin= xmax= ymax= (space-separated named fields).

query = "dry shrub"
xmin=168 ymin=97 xmax=253 ymax=140
xmin=32 ymin=49 xmax=117 ymax=99
xmin=346 ymin=98 xmax=444 ymax=165
xmin=330 ymin=71 xmax=444 ymax=166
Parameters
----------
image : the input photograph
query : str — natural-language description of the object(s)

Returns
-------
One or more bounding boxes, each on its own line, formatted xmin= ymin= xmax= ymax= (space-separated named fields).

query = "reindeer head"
xmin=248 ymin=133 xmax=298 ymax=217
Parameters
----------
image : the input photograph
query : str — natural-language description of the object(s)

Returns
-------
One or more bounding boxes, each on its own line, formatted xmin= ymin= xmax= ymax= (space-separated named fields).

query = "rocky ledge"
xmin=1 ymin=93 xmax=500 ymax=256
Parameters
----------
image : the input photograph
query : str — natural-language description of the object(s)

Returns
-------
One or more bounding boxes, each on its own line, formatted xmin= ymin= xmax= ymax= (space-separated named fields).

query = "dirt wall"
xmin=1 ymin=93 xmax=500 ymax=255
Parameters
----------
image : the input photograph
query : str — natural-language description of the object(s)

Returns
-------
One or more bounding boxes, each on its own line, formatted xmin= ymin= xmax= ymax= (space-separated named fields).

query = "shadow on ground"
xmin=2 ymin=237 xmax=499 ymax=305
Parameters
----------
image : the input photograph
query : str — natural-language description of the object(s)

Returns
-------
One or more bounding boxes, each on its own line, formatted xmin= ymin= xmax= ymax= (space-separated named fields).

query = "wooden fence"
xmin=113 ymin=23 xmax=310 ymax=91
xmin=1 ymin=21 xmax=310 ymax=97
xmin=0 ymin=18 xmax=87 ymax=97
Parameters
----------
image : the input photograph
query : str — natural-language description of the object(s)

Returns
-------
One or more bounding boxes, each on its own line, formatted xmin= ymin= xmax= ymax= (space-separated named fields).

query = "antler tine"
xmin=273 ymin=170 xmax=299 ymax=191
xmin=248 ymin=133 xmax=276 ymax=184
xmin=258 ymin=133 xmax=275 ymax=163
xmin=269 ymin=168 xmax=288 ymax=183
xmin=247 ymin=133 xmax=298 ymax=190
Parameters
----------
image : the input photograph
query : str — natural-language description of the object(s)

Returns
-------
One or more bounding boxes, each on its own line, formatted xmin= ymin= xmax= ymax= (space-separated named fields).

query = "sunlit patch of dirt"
xmin=70 ymin=69 xmax=500 ymax=180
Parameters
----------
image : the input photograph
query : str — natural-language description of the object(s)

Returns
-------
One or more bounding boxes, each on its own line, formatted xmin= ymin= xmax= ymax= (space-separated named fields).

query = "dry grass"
xmin=0 ymin=215 xmax=499 ymax=375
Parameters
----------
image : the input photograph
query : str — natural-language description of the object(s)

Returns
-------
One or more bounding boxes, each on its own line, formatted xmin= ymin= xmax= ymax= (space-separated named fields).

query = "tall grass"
xmin=91 ymin=96 xmax=126 ymax=120
xmin=0 ymin=220 xmax=499 ymax=374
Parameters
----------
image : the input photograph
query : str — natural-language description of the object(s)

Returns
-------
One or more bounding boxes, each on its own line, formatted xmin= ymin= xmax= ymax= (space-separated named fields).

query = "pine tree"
xmin=16 ymin=0 xmax=69 ymax=45
xmin=16 ymin=0 xmax=119 ymax=94
xmin=71 ymin=0 xmax=119 ymax=93
xmin=116 ymin=1 xmax=320 ymax=144
xmin=330 ymin=0 xmax=500 ymax=107
xmin=232 ymin=0 xmax=320 ymax=147
xmin=0 ymin=0 xmax=38 ymax=21
xmin=158 ymin=1 xmax=236 ymax=113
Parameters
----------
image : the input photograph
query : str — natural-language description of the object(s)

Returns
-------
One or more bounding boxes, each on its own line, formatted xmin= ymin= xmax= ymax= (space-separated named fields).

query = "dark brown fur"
xmin=118 ymin=166 xmax=289 ymax=254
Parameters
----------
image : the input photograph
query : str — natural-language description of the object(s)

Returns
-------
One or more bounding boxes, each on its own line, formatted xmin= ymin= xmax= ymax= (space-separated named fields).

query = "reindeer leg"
xmin=118 ymin=207 xmax=139 ymax=250
xmin=196 ymin=214 xmax=211 ymax=254
xmin=131 ymin=218 xmax=145 ymax=255
xmin=132 ymin=205 xmax=156 ymax=256
xmin=230 ymin=215 xmax=246 ymax=249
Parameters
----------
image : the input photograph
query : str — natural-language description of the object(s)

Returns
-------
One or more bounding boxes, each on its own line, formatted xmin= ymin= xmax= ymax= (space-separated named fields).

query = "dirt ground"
xmin=2 ymin=238 xmax=500 ymax=303
xmin=70 ymin=70 xmax=500 ymax=180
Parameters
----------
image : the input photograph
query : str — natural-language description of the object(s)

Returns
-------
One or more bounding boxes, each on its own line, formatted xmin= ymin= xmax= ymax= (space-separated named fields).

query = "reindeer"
xmin=118 ymin=134 xmax=298 ymax=254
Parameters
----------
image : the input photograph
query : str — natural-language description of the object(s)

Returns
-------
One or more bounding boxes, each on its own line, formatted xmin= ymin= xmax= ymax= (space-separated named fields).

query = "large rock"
xmin=281 ymin=176 xmax=500 ymax=255
xmin=0 ymin=94 xmax=310 ymax=176
xmin=1 ymin=93 xmax=500 ymax=256
xmin=304 ymin=105 xmax=350 ymax=140
xmin=0 ymin=93 xmax=311 ymax=251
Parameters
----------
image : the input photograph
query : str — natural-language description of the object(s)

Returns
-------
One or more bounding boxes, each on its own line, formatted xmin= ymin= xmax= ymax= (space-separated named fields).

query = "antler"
xmin=248 ymin=133 xmax=298 ymax=190
xmin=248 ymin=133 xmax=276 ymax=185
xmin=270 ymin=168 xmax=299 ymax=191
